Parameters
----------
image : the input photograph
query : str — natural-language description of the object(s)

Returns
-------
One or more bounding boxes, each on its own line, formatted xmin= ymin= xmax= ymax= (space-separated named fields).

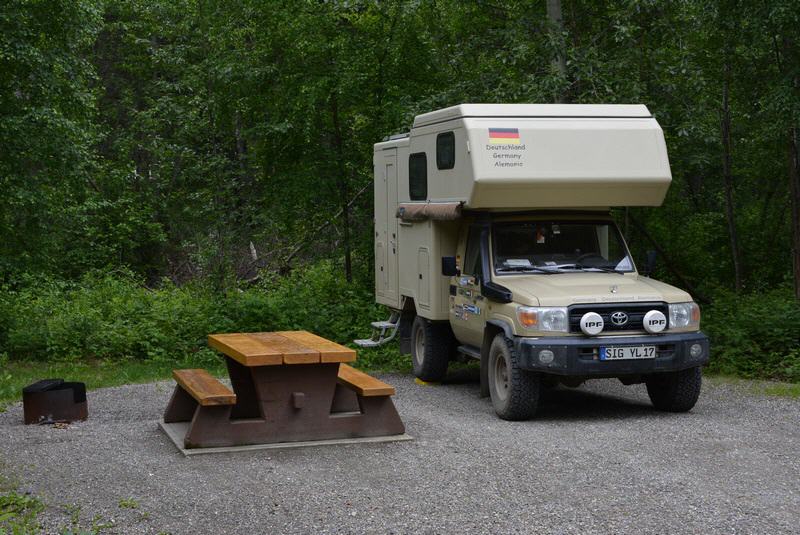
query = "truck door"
xmin=450 ymin=225 xmax=486 ymax=347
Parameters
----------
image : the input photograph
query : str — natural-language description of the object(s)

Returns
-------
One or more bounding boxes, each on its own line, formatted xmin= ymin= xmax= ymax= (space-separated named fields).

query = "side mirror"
xmin=642 ymin=250 xmax=657 ymax=277
xmin=441 ymin=256 xmax=459 ymax=277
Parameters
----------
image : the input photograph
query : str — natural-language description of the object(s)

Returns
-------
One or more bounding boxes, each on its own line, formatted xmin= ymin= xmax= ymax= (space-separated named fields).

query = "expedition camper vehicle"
xmin=357 ymin=104 xmax=709 ymax=420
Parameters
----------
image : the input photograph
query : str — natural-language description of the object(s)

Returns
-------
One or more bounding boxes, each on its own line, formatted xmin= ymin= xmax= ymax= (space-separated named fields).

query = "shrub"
xmin=0 ymin=262 xmax=402 ymax=369
xmin=703 ymin=288 xmax=800 ymax=381
xmin=11 ymin=265 xmax=798 ymax=382
xmin=2 ymin=272 xmax=232 ymax=362
xmin=256 ymin=260 xmax=384 ymax=343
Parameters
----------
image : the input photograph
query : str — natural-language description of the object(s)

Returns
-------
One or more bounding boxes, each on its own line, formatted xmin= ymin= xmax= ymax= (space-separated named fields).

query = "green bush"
xmin=1 ymin=272 xmax=233 ymax=362
xmin=5 ymin=264 xmax=796 ymax=381
xmin=0 ymin=262 xmax=403 ymax=370
xmin=703 ymin=288 xmax=800 ymax=381
xmin=255 ymin=261 xmax=384 ymax=342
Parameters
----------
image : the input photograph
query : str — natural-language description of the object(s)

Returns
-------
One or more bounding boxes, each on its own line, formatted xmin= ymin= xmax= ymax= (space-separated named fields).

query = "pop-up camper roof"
xmin=404 ymin=104 xmax=672 ymax=209
xmin=412 ymin=103 xmax=653 ymax=127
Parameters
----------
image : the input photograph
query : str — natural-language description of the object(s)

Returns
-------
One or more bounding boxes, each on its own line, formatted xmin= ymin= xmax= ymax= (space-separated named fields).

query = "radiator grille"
xmin=568 ymin=302 xmax=668 ymax=334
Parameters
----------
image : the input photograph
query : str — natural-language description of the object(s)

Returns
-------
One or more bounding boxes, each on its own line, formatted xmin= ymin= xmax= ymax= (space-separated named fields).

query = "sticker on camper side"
xmin=486 ymin=127 xmax=525 ymax=168
xmin=464 ymin=304 xmax=481 ymax=315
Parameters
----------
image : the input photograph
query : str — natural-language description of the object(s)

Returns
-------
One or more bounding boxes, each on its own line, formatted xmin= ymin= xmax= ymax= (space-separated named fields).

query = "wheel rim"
xmin=493 ymin=351 xmax=509 ymax=402
xmin=413 ymin=323 xmax=425 ymax=367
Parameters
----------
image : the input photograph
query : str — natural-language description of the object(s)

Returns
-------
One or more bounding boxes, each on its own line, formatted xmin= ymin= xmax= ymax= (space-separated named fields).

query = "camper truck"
xmin=357 ymin=104 xmax=709 ymax=420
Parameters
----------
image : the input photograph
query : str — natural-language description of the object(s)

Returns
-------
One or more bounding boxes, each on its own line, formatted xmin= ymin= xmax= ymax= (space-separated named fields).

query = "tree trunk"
xmin=330 ymin=91 xmax=352 ymax=283
xmin=721 ymin=64 xmax=743 ymax=291
xmin=546 ymin=0 xmax=567 ymax=102
xmin=790 ymin=124 xmax=800 ymax=299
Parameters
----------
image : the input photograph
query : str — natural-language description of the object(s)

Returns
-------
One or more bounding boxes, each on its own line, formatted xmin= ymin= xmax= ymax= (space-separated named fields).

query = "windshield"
xmin=492 ymin=221 xmax=634 ymax=274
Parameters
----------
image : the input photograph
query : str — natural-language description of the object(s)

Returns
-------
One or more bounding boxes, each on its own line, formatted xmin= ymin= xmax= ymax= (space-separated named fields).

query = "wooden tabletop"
xmin=207 ymin=331 xmax=356 ymax=367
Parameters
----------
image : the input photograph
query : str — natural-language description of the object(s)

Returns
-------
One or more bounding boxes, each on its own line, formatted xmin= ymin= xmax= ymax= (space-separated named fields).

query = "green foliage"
xmin=117 ymin=498 xmax=138 ymax=510
xmin=0 ymin=262 xmax=398 ymax=368
xmin=703 ymin=288 xmax=800 ymax=381
xmin=0 ymin=491 xmax=44 ymax=534
xmin=0 ymin=0 xmax=104 ymax=276
xmin=0 ymin=358 xmax=221 ymax=409
xmin=0 ymin=0 xmax=798 ymax=383
xmin=1 ymin=271 xmax=233 ymax=362
xmin=0 ymin=0 xmax=788 ymax=296
xmin=254 ymin=260 xmax=383 ymax=342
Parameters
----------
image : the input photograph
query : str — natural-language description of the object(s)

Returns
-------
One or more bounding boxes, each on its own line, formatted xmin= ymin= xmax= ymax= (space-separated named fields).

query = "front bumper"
xmin=514 ymin=331 xmax=709 ymax=376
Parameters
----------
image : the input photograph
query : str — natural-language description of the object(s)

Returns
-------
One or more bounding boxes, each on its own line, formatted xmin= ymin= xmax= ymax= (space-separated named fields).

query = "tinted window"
xmin=436 ymin=132 xmax=455 ymax=170
xmin=409 ymin=152 xmax=427 ymax=200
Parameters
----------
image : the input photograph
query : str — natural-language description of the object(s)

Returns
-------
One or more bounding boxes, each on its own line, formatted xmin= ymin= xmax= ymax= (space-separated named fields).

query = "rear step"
xmin=355 ymin=311 xmax=401 ymax=348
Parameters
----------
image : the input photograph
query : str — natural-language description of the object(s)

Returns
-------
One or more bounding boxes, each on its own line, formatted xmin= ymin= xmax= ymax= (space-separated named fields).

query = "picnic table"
xmin=160 ymin=331 xmax=406 ymax=450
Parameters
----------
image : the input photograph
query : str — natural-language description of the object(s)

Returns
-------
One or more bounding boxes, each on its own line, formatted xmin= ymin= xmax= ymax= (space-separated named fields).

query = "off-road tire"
xmin=488 ymin=334 xmax=540 ymax=420
xmin=411 ymin=316 xmax=453 ymax=382
xmin=645 ymin=367 xmax=702 ymax=412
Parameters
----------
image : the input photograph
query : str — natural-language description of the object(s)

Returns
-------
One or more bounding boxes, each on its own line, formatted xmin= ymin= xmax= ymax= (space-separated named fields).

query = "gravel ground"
xmin=1 ymin=369 xmax=799 ymax=534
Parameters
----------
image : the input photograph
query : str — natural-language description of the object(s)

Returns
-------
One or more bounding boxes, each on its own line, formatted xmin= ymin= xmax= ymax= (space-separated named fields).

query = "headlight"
xmin=517 ymin=306 xmax=569 ymax=332
xmin=669 ymin=302 xmax=700 ymax=330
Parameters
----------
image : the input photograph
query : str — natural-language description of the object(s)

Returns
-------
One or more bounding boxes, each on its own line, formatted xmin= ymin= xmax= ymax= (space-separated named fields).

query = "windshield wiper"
xmin=560 ymin=263 xmax=626 ymax=275
xmin=496 ymin=265 xmax=559 ymax=275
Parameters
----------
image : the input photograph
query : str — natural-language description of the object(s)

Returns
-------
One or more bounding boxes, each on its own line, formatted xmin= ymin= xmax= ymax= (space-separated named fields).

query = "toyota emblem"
xmin=610 ymin=311 xmax=629 ymax=327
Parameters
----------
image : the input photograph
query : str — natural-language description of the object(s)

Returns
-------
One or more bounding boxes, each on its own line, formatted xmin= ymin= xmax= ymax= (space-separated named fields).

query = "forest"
xmin=1 ymin=0 xmax=799 ymax=384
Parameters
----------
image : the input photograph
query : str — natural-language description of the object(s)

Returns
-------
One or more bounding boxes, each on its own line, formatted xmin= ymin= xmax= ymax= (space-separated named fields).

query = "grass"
xmin=3 ymin=356 xmax=797 ymax=413
xmin=0 ymin=357 xmax=226 ymax=409
xmin=705 ymin=373 xmax=800 ymax=399
xmin=0 ymin=345 xmax=407 ymax=409
xmin=0 ymin=491 xmax=44 ymax=533
xmin=761 ymin=382 xmax=800 ymax=398
xmin=117 ymin=498 xmax=138 ymax=510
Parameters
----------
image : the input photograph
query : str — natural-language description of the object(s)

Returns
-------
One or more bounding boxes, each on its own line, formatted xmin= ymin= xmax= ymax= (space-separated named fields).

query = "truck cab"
xmin=359 ymin=104 xmax=709 ymax=420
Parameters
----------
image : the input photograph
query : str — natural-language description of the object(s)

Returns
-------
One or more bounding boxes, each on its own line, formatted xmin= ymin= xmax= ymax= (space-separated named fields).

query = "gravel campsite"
xmin=2 ymin=372 xmax=798 ymax=534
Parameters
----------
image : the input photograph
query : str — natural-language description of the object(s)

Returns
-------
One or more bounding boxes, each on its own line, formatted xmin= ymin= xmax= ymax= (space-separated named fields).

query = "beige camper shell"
xmin=366 ymin=104 xmax=709 ymax=421
xmin=373 ymin=104 xmax=672 ymax=317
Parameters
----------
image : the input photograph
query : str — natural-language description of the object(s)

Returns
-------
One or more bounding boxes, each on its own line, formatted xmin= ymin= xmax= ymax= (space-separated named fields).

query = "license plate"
xmin=599 ymin=345 xmax=656 ymax=360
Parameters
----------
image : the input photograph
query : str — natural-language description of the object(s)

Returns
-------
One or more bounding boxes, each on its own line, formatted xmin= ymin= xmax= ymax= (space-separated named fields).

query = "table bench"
xmin=161 ymin=331 xmax=405 ymax=449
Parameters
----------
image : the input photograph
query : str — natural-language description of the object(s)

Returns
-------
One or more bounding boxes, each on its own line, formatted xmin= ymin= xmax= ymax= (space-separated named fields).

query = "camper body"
xmin=363 ymin=104 xmax=709 ymax=420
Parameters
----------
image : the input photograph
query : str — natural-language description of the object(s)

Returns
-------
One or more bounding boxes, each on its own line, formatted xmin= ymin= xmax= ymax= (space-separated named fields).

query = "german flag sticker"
xmin=488 ymin=127 xmax=520 ymax=144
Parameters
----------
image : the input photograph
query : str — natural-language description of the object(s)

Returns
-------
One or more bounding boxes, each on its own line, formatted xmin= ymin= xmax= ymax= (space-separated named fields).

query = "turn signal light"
xmin=518 ymin=309 xmax=538 ymax=328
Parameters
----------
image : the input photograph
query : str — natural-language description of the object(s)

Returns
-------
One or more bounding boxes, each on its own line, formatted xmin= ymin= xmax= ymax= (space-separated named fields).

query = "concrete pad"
xmin=158 ymin=420 xmax=413 ymax=456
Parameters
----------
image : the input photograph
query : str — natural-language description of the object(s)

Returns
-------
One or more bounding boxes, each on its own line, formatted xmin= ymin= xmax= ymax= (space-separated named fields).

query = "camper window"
xmin=436 ymin=132 xmax=455 ymax=170
xmin=409 ymin=153 xmax=427 ymax=200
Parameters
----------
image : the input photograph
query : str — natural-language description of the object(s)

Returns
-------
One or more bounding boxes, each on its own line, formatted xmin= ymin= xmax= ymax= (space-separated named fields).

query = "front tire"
xmin=646 ymin=367 xmax=702 ymax=412
xmin=411 ymin=316 xmax=453 ymax=382
xmin=488 ymin=334 xmax=540 ymax=420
